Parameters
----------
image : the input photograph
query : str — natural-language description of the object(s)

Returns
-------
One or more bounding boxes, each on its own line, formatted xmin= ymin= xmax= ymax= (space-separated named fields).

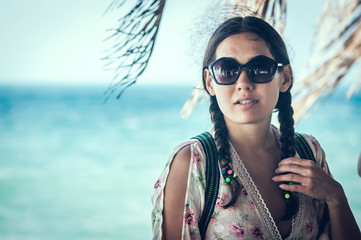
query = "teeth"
xmin=238 ymin=100 xmax=254 ymax=104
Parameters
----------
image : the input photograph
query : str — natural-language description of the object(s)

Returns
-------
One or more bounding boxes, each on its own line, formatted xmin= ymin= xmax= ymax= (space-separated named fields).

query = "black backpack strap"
xmin=191 ymin=132 xmax=220 ymax=240
xmin=295 ymin=132 xmax=316 ymax=163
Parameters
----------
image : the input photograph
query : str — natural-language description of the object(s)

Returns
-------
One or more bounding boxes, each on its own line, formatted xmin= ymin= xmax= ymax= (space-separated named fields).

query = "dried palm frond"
xmin=229 ymin=0 xmax=287 ymax=34
xmin=103 ymin=0 xmax=166 ymax=99
xmin=180 ymin=0 xmax=288 ymax=117
xmin=293 ymin=0 xmax=361 ymax=122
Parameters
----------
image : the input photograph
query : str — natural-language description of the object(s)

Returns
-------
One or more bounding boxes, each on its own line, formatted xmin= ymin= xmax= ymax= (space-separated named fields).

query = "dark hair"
xmin=203 ymin=16 xmax=296 ymax=213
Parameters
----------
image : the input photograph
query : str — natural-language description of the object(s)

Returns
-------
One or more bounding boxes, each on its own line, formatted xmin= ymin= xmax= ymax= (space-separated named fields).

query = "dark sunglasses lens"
xmin=213 ymin=59 xmax=240 ymax=84
xmin=248 ymin=57 xmax=276 ymax=83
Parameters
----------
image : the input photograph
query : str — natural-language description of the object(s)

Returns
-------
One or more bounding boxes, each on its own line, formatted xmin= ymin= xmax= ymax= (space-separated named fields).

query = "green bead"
xmin=288 ymin=181 xmax=293 ymax=185
xmin=285 ymin=193 xmax=290 ymax=199
xmin=233 ymin=173 xmax=237 ymax=178
xmin=226 ymin=177 xmax=231 ymax=183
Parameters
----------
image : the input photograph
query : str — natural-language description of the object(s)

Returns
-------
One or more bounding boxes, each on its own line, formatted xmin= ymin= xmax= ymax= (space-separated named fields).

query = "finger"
xmin=272 ymin=173 xmax=306 ymax=184
xmin=275 ymin=164 xmax=312 ymax=176
xmin=279 ymin=183 xmax=308 ymax=193
xmin=278 ymin=157 xmax=315 ymax=167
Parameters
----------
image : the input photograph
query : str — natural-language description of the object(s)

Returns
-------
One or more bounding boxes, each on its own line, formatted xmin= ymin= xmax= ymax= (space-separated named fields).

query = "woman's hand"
xmin=272 ymin=157 xmax=345 ymax=206
xmin=273 ymin=157 xmax=361 ymax=239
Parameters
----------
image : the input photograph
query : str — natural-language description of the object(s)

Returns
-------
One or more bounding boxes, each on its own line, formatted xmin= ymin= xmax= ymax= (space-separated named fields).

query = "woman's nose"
xmin=235 ymin=70 xmax=254 ymax=90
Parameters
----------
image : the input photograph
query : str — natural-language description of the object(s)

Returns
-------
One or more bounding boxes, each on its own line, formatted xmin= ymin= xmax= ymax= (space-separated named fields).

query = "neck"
xmin=225 ymin=118 xmax=277 ymax=154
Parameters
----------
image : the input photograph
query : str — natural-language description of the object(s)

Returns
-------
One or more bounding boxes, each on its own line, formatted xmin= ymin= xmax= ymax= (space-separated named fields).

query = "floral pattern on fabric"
xmin=305 ymin=222 xmax=314 ymax=234
xmin=250 ymin=226 xmax=264 ymax=239
xmin=154 ymin=179 xmax=161 ymax=189
xmin=216 ymin=192 xmax=228 ymax=207
xmin=151 ymin=127 xmax=331 ymax=239
xmin=184 ymin=205 xmax=197 ymax=227
xmin=231 ymin=223 xmax=246 ymax=238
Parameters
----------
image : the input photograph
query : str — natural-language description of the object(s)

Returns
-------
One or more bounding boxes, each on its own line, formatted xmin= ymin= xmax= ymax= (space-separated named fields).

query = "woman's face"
xmin=204 ymin=32 xmax=292 ymax=128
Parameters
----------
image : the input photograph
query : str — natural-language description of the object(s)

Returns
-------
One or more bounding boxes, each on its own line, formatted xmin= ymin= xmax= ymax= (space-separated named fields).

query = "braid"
xmin=276 ymin=90 xmax=297 ymax=220
xmin=277 ymin=91 xmax=296 ymax=159
xmin=209 ymin=96 xmax=241 ymax=208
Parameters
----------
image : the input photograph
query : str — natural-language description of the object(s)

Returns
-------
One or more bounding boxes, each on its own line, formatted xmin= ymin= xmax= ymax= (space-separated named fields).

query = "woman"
xmin=151 ymin=16 xmax=361 ymax=239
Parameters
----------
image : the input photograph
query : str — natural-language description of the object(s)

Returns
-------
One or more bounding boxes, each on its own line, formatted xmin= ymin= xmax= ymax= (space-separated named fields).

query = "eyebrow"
xmin=215 ymin=55 xmax=272 ymax=65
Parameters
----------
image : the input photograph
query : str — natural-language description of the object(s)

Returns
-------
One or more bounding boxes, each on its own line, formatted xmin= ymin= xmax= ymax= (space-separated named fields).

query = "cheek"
xmin=274 ymin=74 xmax=285 ymax=91
xmin=273 ymin=92 xmax=281 ymax=108
xmin=269 ymin=87 xmax=281 ymax=108
xmin=269 ymin=76 xmax=283 ymax=104
xmin=213 ymin=86 xmax=232 ymax=101
xmin=213 ymin=87 xmax=233 ymax=112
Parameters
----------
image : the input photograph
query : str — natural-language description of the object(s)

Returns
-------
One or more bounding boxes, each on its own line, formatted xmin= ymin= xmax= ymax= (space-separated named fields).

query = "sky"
xmin=0 ymin=0 xmax=326 ymax=87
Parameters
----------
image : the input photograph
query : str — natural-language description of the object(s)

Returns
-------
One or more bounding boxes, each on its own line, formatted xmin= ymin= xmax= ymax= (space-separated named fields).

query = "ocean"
xmin=0 ymin=84 xmax=360 ymax=239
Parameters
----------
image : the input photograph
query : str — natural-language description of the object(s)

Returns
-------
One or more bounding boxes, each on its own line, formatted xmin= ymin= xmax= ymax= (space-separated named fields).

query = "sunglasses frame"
xmin=205 ymin=55 xmax=284 ymax=85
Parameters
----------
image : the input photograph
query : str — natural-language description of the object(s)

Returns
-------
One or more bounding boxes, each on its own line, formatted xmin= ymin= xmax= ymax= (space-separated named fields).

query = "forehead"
xmin=215 ymin=32 xmax=273 ymax=62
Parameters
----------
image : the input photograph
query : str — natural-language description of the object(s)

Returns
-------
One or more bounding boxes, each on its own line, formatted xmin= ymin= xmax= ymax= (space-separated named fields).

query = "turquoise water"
xmin=0 ymin=84 xmax=360 ymax=239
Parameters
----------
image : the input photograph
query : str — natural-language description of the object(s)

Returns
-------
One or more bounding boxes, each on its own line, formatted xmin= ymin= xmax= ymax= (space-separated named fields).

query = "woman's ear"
xmin=279 ymin=64 xmax=293 ymax=93
xmin=204 ymin=69 xmax=216 ymax=96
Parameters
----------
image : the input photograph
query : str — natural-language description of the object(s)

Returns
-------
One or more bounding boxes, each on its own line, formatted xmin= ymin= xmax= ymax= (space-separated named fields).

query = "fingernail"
xmin=272 ymin=176 xmax=277 ymax=181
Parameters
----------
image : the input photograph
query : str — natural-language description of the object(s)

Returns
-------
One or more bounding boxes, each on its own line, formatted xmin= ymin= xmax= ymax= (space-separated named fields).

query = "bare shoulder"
xmin=166 ymin=144 xmax=192 ymax=191
xmin=162 ymin=144 xmax=192 ymax=238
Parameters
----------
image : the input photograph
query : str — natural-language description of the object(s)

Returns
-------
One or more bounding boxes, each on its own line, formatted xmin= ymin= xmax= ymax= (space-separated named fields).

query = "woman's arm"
xmin=326 ymin=187 xmax=361 ymax=240
xmin=162 ymin=145 xmax=191 ymax=239
xmin=273 ymin=158 xmax=361 ymax=240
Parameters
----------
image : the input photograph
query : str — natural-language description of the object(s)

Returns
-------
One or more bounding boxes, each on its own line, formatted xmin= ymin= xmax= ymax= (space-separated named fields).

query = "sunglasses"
xmin=206 ymin=55 xmax=283 ymax=85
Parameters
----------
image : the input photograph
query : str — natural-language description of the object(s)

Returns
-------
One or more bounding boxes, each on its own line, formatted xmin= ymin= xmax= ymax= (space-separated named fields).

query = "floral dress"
xmin=151 ymin=127 xmax=331 ymax=239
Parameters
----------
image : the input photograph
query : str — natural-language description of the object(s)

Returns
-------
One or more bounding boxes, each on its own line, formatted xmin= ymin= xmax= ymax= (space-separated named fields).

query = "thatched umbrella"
xmin=292 ymin=0 xmax=361 ymax=122
xmin=102 ymin=0 xmax=166 ymax=99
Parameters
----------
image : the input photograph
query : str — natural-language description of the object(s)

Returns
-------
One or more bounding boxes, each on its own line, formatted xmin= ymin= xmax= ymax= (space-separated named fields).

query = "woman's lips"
xmin=235 ymin=99 xmax=258 ymax=105
xmin=234 ymin=99 xmax=259 ymax=108
xmin=236 ymin=99 xmax=255 ymax=104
